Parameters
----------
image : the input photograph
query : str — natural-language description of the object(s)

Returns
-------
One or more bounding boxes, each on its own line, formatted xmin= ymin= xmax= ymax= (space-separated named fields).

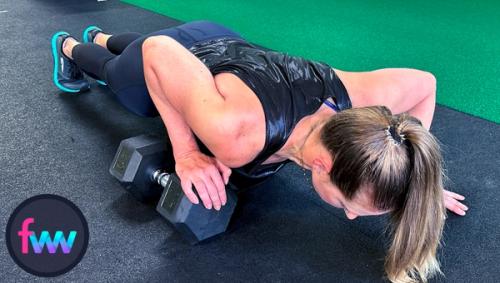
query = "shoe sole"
xmin=82 ymin=25 xmax=107 ymax=86
xmin=51 ymin=31 xmax=81 ymax=93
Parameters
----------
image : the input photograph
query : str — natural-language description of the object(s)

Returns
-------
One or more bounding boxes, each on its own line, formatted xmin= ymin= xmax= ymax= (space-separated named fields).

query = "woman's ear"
xmin=312 ymin=147 xmax=333 ymax=174
xmin=312 ymin=158 xmax=329 ymax=175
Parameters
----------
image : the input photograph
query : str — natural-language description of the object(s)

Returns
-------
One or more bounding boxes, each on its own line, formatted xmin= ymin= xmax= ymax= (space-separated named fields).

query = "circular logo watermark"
xmin=5 ymin=194 xmax=89 ymax=277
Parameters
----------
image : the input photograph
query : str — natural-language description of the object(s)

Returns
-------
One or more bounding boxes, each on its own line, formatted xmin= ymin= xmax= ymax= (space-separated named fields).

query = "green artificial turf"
xmin=123 ymin=0 xmax=500 ymax=123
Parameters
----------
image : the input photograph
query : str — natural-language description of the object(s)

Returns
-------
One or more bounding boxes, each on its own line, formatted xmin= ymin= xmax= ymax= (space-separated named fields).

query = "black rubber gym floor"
xmin=1 ymin=1 xmax=499 ymax=282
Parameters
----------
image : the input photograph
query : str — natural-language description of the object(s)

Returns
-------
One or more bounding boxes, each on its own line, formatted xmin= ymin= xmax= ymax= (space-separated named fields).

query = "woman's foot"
xmin=62 ymin=37 xmax=79 ymax=59
xmin=82 ymin=25 xmax=108 ymax=86
xmin=82 ymin=25 xmax=101 ymax=44
xmin=51 ymin=31 xmax=90 ymax=93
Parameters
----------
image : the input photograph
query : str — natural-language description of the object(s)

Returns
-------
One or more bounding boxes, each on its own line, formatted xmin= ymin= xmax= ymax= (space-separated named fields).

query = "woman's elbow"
xmin=423 ymin=71 xmax=437 ymax=99
xmin=409 ymin=71 xmax=437 ymax=130
xmin=211 ymin=130 xmax=255 ymax=168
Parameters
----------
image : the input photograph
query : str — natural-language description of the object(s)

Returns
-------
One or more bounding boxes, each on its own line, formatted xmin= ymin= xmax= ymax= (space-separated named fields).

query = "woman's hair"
xmin=319 ymin=106 xmax=446 ymax=283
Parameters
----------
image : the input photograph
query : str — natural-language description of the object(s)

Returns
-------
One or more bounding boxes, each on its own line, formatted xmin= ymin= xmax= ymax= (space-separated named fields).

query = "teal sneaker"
xmin=82 ymin=25 xmax=102 ymax=44
xmin=51 ymin=31 xmax=90 ymax=93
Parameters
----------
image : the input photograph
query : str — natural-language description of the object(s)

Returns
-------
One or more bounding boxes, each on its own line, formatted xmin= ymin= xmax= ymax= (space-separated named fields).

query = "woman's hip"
xmin=146 ymin=20 xmax=243 ymax=48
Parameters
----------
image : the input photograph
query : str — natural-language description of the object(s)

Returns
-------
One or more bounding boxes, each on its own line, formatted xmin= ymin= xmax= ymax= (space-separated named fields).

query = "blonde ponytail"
xmin=320 ymin=106 xmax=447 ymax=283
xmin=384 ymin=114 xmax=446 ymax=283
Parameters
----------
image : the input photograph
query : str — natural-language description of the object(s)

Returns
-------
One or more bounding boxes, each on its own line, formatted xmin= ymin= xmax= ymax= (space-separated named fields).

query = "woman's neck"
xmin=277 ymin=104 xmax=334 ymax=169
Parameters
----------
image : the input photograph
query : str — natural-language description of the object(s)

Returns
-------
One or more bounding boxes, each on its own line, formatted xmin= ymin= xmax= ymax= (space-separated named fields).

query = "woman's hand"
xmin=175 ymin=150 xmax=232 ymax=210
xmin=444 ymin=189 xmax=468 ymax=216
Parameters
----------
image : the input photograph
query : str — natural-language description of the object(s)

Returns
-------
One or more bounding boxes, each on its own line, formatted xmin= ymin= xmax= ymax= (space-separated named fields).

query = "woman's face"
xmin=311 ymin=166 xmax=389 ymax=219
xmin=304 ymin=128 xmax=390 ymax=219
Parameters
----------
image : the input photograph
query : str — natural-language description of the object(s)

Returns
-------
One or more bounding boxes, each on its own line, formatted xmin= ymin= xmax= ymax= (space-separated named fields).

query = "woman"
xmin=51 ymin=21 xmax=467 ymax=282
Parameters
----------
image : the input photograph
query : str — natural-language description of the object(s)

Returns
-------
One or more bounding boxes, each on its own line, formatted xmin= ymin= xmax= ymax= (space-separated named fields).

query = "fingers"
xmin=444 ymin=189 xmax=465 ymax=201
xmin=175 ymin=153 xmax=231 ymax=211
xmin=180 ymin=178 xmax=199 ymax=205
xmin=193 ymin=169 xmax=225 ymax=210
xmin=196 ymin=172 xmax=221 ymax=210
xmin=209 ymin=168 xmax=227 ymax=207
xmin=191 ymin=178 xmax=212 ymax=210
xmin=215 ymin=159 xmax=232 ymax=185
xmin=457 ymin=202 xmax=469 ymax=212
xmin=443 ymin=189 xmax=468 ymax=216
xmin=444 ymin=195 xmax=469 ymax=216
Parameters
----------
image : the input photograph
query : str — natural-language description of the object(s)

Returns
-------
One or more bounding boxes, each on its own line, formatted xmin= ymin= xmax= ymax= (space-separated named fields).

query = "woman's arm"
xmin=405 ymin=85 xmax=436 ymax=130
xmin=144 ymin=69 xmax=200 ymax=161
xmin=142 ymin=35 xmax=238 ymax=210
xmin=142 ymin=35 xmax=243 ymax=164
xmin=338 ymin=68 xmax=437 ymax=130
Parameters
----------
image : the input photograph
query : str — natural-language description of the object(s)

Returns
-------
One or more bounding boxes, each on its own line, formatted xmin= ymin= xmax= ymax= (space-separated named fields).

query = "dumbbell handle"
xmin=152 ymin=170 xmax=172 ymax=189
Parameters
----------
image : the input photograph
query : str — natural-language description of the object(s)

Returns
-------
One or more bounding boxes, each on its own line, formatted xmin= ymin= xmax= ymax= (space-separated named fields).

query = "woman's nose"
xmin=345 ymin=210 xmax=358 ymax=220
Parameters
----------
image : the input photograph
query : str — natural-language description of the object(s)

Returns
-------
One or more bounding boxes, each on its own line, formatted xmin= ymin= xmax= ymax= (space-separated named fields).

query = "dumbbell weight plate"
xmin=156 ymin=174 xmax=238 ymax=244
xmin=109 ymin=135 xmax=175 ymax=202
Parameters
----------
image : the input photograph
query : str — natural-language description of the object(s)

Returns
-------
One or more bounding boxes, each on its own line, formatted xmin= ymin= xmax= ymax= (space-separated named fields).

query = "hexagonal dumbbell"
xmin=109 ymin=135 xmax=175 ymax=202
xmin=154 ymin=171 xmax=237 ymax=244
xmin=109 ymin=135 xmax=238 ymax=244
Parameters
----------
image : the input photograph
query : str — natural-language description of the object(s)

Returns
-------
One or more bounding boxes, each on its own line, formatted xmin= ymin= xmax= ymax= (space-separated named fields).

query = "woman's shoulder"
xmin=211 ymin=73 xmax=267 ymax=167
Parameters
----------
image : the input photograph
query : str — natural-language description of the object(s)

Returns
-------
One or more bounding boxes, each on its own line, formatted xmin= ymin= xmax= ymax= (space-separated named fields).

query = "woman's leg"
xmin=93 ymin=32 xmax=143 ymax=55
xmin=64 ymin=38 xmax=114 ymax=82
xmin=66 ymin=21 xmax=243 ymax=117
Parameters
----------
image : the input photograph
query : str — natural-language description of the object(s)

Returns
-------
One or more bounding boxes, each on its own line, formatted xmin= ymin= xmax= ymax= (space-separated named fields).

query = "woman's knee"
xmin=104 ymin=39 xmax=146 ymax=92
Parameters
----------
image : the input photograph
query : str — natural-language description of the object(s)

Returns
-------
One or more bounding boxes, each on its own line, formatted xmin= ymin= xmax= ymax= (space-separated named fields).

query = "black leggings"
xmin=71 ymin=21 xmax=242 ymax=117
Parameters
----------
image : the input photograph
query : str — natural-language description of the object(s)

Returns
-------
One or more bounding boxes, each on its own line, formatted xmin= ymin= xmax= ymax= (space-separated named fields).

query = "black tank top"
xmin=189 ymin=38 xmax=352 ymax=180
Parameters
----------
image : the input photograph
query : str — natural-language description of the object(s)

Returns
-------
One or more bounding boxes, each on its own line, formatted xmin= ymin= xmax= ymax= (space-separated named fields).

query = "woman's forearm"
xmin=142 ymin=49 xmax=200 ymax=159
xmin=407 ymin=88 xmax=436 ymax=130
xmin=153 ymin=95 xmax=200 ymax=159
